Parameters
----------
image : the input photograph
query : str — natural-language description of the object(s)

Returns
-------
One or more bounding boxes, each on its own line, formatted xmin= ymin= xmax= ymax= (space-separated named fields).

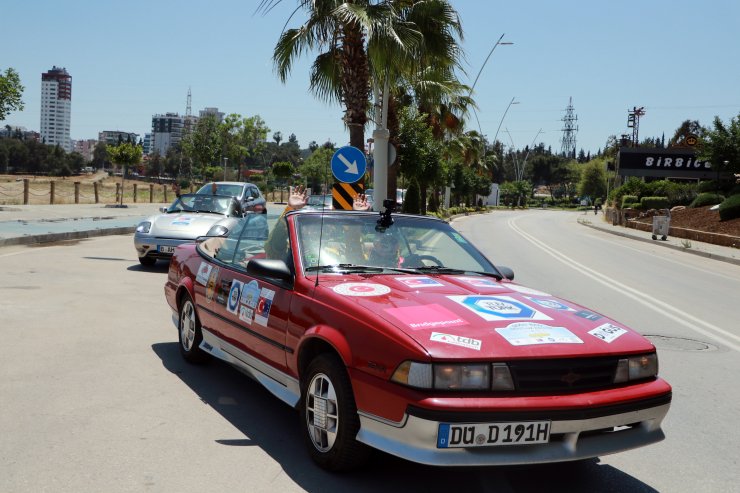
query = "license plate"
xmin=437 ymin=421 xmax=551 ymax=448
xmin=158 ymin=245 xmax=175 ymax=254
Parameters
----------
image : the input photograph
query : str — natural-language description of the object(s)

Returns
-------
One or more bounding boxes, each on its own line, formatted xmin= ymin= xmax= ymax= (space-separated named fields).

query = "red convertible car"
xmin=164 ymin=209 xmax=671 ymax=471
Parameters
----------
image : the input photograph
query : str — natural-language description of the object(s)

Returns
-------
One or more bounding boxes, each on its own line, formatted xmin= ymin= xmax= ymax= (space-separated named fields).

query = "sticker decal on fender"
xmin=333 ymin=283 xmax=391 ymax=297
xmin=205 ymin=267 xmax=220 ymax=303
xmin=495 ymin=322 xmax=583 ymax=346
xmin=196 ymin=262 xmax=212 ymax=286
xmin=589 ymin=323 xmax=627 ymax=343
xmin=430 ymin=332 xmax=481 ymax=350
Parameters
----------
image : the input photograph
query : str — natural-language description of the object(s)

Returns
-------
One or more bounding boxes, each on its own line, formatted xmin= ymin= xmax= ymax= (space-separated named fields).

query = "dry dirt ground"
xmin=632 ymin=206 xmax=740 ymax=237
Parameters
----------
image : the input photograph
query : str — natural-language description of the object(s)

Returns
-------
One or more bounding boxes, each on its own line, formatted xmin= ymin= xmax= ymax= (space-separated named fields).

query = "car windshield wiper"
xmin=411 ymin=266 xmax=466 ymax=274
xmin=410 ymin=266 xmax=504 ymax=280
xmin=305 ymin=263 xmax=385 ymax=273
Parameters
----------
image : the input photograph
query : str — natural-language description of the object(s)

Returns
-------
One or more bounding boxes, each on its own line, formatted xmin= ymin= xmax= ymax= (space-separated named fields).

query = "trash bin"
xmin=652 ymin=211 xmax=670 ymax=240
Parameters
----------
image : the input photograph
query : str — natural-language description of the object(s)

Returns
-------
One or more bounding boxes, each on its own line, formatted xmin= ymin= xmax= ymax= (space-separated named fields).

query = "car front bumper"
xmin=356 ymin=394 xmax=670 ymax=466
xmin=134 ymin=233 xmax=192 ymax=260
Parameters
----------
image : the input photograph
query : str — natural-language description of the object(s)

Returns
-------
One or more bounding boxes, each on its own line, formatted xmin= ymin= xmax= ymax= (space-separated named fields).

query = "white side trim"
xmin=200 ymin=328 xmax=301 ymax=408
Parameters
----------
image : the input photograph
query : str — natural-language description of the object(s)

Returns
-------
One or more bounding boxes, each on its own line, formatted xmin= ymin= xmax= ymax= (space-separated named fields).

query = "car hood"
xmin=149 ymin=213 xmax=225 ymax=239
xmin=314 ymin=274 xmax=654 ymax=360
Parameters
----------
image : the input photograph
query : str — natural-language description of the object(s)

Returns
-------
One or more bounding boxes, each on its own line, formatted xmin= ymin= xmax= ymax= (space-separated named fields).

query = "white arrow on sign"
xmin=338 ymin=153 xmax=359 ymax=175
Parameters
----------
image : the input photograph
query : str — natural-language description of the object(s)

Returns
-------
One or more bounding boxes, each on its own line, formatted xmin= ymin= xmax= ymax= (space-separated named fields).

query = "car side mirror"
xmin=247 ymin=258 xmax=293 ymax=282
xmin=159 ymin=206 xmax=168 ymax=213
xmin=497 ymin=266 xmax=515 ymax=281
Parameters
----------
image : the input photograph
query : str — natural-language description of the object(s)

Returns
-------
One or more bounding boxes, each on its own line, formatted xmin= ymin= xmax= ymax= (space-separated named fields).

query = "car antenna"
xmin=315 ymin=180 xmax=330 ymax=287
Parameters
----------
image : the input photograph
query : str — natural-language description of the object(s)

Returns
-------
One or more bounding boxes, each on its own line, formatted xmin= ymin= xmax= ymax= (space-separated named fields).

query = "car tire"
xmin=300 ymin=353 xmax=370 ymax=471
xmin=139 ymin=256 xmax=156 ymax=267
xmin=178 ymin=293 xmax=209 ymax=364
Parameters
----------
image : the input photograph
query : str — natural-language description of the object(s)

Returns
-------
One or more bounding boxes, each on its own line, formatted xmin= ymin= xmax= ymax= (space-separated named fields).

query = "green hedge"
xmin=622 ymin=195 xmax=639 ymax=208
xmin=719 ymin=194 xmax=740 ymax=221
xmin=640 ymin=196 xmax=669 ymax=210
xmin=690 ymin=192 xmax=725 ymax=208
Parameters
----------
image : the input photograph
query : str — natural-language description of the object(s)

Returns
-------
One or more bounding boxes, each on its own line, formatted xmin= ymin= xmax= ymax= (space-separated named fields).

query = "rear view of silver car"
xmin=134 ymin=193 xmax=242 ymax=266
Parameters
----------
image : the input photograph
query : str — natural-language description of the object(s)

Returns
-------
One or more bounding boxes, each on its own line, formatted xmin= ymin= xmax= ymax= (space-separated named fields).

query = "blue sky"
xmin=2 ymin=0 xmax=739 ymax=154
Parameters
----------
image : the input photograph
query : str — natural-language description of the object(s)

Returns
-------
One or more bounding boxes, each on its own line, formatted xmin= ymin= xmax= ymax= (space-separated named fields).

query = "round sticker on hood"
xmin=333 ymin=283 xmax=391 ymax=297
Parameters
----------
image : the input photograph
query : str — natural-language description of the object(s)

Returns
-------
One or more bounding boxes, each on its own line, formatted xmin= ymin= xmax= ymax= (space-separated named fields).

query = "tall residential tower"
xmin=40 ymin=66 xmax=72 ymax=152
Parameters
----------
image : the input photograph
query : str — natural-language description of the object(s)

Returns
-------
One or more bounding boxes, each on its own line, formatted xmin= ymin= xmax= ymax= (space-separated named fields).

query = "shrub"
xmin=690 ymin=193 xmax=725 ymax=208
xmin=696 ymin=180 xmax=720 ymax=193
xmin=622 ymin=195 xmax=639 ymax=208
xmin=640 ymin=196 xmax=669 ymax=210
xmin=719 ymin=194 xmax=740 ymax=221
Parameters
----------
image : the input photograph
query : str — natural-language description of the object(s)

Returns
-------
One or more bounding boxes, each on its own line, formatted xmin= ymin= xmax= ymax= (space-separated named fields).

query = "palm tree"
xmin=263 ymin=0 xmax=466 ymax=153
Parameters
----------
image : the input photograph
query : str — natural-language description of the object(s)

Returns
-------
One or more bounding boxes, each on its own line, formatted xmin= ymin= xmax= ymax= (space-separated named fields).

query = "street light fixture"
xmin=468 ymin=34 xmax=514 ymax=97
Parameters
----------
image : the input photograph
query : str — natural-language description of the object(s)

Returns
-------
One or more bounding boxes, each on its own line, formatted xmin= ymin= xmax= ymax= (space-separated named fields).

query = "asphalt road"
xmin=1 ymin=210 xmax=738 ymax=492
xmin=455 ymin=209 xmax=740 ymax=492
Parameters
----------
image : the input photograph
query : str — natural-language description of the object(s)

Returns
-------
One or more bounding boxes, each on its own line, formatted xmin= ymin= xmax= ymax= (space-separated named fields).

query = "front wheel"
xmin=300 ymin=354 xmax=370 ymax=471
xmin=178 ymin=293 xmax=209 ymax=363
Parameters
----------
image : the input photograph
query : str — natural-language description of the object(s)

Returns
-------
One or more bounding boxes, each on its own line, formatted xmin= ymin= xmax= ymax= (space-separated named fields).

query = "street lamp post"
xmin=223 ymin=157 xmax=228 ymax=181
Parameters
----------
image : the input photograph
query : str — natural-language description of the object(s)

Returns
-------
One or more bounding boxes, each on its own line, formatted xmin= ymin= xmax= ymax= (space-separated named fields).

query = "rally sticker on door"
xmin=227 ymin=280 xmax=243 ymax=314
xmin=254 ymin=287 xmax=275 ymax=326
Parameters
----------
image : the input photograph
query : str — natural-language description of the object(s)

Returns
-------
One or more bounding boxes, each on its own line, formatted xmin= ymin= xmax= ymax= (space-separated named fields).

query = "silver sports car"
xmin=134 ymin=193 xmax=244 ymax=266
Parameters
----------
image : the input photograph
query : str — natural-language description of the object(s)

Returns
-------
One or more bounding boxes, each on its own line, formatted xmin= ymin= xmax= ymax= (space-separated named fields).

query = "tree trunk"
xmin=341 ymin=22 xmax=370 ymax=150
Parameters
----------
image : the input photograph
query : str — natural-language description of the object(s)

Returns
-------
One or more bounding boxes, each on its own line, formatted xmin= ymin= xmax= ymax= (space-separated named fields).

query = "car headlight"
xmin=391 ymin=361 xmax=512 ymax=391
xmin=136 ymin=221 xmax=152 ymax=234
xmin=207 ymin=224 xmax=229 ymax=237
xmin=614 ymin=353 xmax=658 ymax=383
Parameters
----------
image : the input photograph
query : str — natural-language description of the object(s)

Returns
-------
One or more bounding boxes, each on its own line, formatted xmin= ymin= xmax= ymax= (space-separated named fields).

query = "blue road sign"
xmin=331 ymin=146 xmax=367 ymax=183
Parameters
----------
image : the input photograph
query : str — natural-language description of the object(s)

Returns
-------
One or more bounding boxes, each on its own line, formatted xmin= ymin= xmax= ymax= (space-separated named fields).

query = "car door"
xmin=204 ymin=214 xmax=293 ymax=373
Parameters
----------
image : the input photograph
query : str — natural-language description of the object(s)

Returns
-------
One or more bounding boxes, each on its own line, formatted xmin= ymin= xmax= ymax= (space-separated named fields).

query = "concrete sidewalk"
xmin=577 ymin=213 xmax=740 ymax=266
xmin=0 ymin=203 xmax=166 ymax=246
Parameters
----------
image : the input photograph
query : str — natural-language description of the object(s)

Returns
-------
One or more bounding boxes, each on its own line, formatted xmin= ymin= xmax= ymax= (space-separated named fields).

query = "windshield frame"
xmin=291 ymin=211 xmax=499 ymax=278
xmin=166 ymin=193 xmax=237 ymax=215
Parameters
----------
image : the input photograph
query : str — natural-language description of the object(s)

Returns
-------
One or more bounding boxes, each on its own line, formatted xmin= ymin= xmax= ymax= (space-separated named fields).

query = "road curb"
xmin=578 ymin=221 xmax=740 ymax=267
xmin=0 ymin=227 xmax=135 ymax=247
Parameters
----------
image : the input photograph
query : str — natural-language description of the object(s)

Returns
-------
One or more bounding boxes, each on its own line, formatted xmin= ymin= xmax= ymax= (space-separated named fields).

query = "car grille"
xmin=508 ymin=356 xmax=619 ymax=393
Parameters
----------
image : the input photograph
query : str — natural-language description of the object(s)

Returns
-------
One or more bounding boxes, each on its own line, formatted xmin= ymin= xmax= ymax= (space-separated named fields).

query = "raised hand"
xmin=353 ymin=194 xmax=370 ymax=211
xmin=288 ymin=185 xmax=309 ymax=210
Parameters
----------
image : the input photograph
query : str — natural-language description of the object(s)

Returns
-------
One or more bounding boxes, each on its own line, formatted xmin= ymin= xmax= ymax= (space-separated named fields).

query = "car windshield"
xmin=166 ymin=193 xmax=234 ymax=215
xmin=196 ymin=183 xmax=246 ymax=198
xmin=294 ymin=212 xmax=498 ymax=276
xmin=307 ymin=195 xmax=332 ymax=209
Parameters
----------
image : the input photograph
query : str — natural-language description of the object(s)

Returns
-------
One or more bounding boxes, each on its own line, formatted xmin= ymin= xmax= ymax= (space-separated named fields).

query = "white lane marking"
xmin=508 ymin=216 xmax=740 ymax=352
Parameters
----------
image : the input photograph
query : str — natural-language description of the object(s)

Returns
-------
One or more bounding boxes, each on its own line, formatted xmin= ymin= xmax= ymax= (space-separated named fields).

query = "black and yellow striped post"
xmin=332 ymin=182 xmax=364 ymax=210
